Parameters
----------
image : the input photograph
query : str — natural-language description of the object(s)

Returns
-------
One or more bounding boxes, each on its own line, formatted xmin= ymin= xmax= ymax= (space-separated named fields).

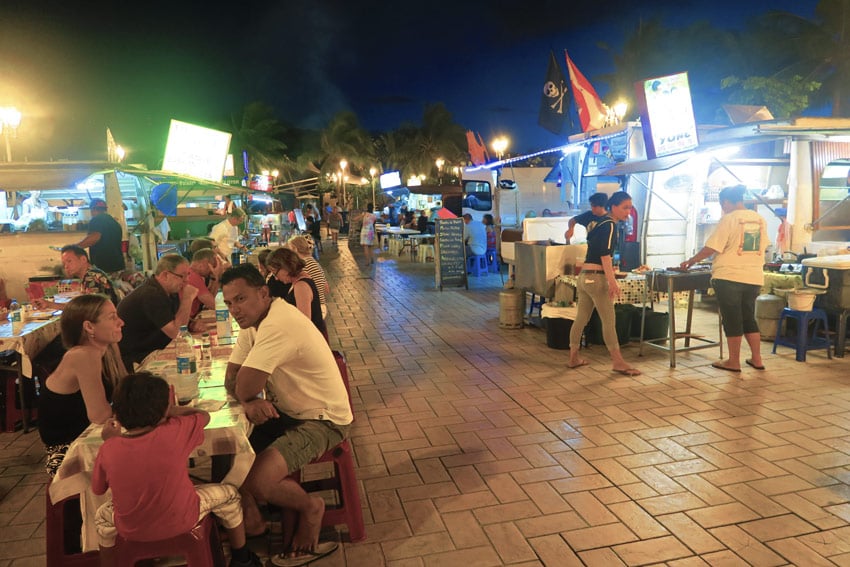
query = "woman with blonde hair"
xmin=287 ymin=235 xmax=330 ymax=319
xmin=266 ymin=247 xmax=328 ymax=340
xmin=38 ymin=294 xmax=127 ymax=476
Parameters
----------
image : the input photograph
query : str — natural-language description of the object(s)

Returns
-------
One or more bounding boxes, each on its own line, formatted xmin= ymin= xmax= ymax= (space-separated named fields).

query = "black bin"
xmin=631 ymin=308 xmax=670 ymax=340
xmin=585 ymin=305 xmax=632 ymax=346
xmin=545 ymin=318 xmax=572 ymax=349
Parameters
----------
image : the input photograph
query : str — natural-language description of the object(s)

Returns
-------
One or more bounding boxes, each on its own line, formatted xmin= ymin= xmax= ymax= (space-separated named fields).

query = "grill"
xmin=801 ymin=255 xmax=850 ymax=357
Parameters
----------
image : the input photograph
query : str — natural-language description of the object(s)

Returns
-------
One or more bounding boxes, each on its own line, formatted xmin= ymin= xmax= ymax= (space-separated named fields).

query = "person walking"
xmin=680 ymin=185 xmax=769 ymax=372
xmin=568 ymin=191 xmax=641 ymax=376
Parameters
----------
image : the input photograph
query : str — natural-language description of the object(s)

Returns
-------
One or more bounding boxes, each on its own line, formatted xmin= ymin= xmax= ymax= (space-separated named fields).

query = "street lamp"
xmin=491 ymin=136 xmax=509 ymax=161
xmin=115 ymin=145 xmax=126 ymax=162
xmin=339 ymin=159 xmax=347 ymax=208
xmin=0 ymin=106 xmax=22 ymax=163
xmin=369 ymin=167 xmax=377 ymax=209
xmin=435 ymin=158 xmax=445 ymax=184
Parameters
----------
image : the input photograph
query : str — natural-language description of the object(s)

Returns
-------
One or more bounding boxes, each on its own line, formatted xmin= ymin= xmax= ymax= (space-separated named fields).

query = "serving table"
xmin=638 ymin=269 xmax=722 ymax=368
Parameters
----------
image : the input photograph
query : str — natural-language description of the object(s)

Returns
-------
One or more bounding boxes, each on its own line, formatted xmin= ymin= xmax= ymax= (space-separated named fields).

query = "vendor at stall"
xmin=680 ymin=185 xmax=770 ymax=372
xmin=209 ymin=208 xmax=247 ymax=260
xmin=74 ymin=199 xmax=126 ymax=275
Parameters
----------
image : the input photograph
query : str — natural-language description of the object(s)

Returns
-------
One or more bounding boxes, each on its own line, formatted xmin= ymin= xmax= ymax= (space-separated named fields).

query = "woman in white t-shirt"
xmin=681 ymin=185 xmax=770 ymax=372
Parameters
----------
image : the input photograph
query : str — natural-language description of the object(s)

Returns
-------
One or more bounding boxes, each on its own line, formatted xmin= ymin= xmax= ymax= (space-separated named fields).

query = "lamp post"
xmin=0 ymin=106 xmax=22 ymax=163
xmin=491 ymin=136 xmax=509 ymax=161
xmin=435 ymin=158 xmax=445 ymax=184
xmin=339 ymin=159 xmax=348 ymax=209
xmin=369 ymin=167 xmax=377 ymax=209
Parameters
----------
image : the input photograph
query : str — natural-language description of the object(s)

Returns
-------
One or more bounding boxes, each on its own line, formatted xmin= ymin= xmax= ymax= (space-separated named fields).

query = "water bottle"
xmin=613 ymin=252 xmax=621 ymax=271
xmin=215 ymin=291 xmax=232 ymax=340
xmin=9 ymin=298 xmax=22 ymax=334
xmin=185 ymin=228 xmax=191 ymax=239
xmin=175 ymin=326 xmax=197 ymax=375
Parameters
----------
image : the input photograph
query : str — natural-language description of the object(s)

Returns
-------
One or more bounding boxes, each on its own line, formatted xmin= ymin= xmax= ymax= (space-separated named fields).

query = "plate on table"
xmin=28 ymin=310 xmax=58 ymax=320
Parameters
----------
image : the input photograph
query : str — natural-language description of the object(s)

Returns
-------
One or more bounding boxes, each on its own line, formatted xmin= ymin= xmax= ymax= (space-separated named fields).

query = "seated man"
xmin=187 ymin=248 xmax=225 ymax=322
xmin=462 ymin=213 xmax=487 ymax=257
xmin=117 ymin=254 xmax=197 ymax=370
xmin=221 ymin=264 xmax=350 ymax=564
xmin=34 ymin=245 xmax=119 ymax=309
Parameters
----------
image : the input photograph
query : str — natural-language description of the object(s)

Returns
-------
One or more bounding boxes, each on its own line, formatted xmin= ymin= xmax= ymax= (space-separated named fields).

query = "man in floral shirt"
xmin=35 ymin=245 xmax=119 ymax=308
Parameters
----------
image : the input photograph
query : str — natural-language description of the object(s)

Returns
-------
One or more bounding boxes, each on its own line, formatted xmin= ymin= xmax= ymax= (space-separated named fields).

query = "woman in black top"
xmin=568 ymin=192 xmax=641 ymax=376
xmin=265 ymin=247 xmax=328 ymax=341
xmin=38 ymin=294 xmax=127 ymax=476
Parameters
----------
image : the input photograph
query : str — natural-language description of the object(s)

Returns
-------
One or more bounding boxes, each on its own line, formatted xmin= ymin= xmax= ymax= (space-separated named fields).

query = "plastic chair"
xmin=467 ymin=254 xmax=487 ymax=277
xmin=46 ymin=493 xmax=100 ymax=567
xmin=486 ymin=249 xmax=499 ymax=273
xmin=114 ymin=514 xmax=226 ymax=567
xmin=772 ymin=307 xmax=833 ymax=362
xmin=1 ymin=350 xmax=37 ymax=432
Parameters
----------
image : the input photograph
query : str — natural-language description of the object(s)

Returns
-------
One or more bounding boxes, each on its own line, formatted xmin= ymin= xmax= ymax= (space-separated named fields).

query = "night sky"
xmin=0 ymin=0 xmax=818 ymax=164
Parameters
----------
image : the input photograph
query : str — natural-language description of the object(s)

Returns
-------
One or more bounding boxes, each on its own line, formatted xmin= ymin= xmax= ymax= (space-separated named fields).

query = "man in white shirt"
xmin=462 ymin=213 xmax=487 ymax=256
xmin=221 ymin=264 xmax=350 ymax=561
xmin=209 ymin=208 xmax=246 ymax=260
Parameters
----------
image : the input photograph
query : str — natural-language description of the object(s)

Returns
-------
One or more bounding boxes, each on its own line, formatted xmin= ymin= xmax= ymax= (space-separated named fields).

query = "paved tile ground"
xmin=2 ymin=236 xmax=850 ymax=566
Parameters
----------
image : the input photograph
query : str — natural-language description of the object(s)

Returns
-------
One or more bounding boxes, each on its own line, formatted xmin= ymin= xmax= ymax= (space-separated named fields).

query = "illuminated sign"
xmin=162 ymin=120 xmax=232 ymax=182
xmin=380 ymin=170 xmax=401 ymax=189
xmin=635 ymin=72 xmax=698 ymax=159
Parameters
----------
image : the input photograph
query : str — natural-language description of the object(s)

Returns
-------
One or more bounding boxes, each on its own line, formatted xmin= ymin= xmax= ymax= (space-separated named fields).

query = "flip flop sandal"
xmin=745 ymin=359 xmax=765 ymax=370
xmin=613 ymin=368 xmax=641 ymax=376
xmin=270 ymin=541 xmax=339 ymax=567
xmin=568 ymin=360 xmax=589 ymax=369
xmin=711 ymin=362 xmax=741 ymax=373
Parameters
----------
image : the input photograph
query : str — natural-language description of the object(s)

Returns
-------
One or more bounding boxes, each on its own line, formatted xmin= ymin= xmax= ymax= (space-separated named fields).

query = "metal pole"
xmin=3 ymin=128 xmax=11 ymax=162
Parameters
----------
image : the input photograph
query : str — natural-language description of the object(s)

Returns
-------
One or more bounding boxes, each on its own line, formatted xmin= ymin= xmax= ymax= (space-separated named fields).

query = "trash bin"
xmin=545 ymin=318 xmax=572 ymax=349
xmin=585 ymin=304 xmax=632 ymax=346
xmin=631 ymin=308 xmax=670 ymax=341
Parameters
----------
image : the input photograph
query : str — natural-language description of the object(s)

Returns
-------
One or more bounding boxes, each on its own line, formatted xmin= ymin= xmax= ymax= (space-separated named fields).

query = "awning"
xmin=586 ymin=152 xmax=695 ymax=177
xmin=0 ymin=161 xmax=111 ymax=192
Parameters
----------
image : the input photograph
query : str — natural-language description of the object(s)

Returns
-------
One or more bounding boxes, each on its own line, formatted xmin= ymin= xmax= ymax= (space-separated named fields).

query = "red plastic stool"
xmin=279 ymin=352 xmax=366 ymax=542
xmin=46 ymin=493 xmax=100 ymax=567
xmin=114 ymin=514 xmax=226 ymax=566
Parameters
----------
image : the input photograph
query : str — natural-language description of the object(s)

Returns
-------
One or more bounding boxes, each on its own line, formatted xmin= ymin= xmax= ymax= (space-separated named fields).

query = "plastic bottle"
xmin=175 ymin=326 xmax=197 ymax=375
xmin=9 ymin=298 xmax=22 ymax=334
xmin=215 ymin=291 xmax=232 ymax=340
xmin=185 ymin=228 xmax=191 ymax=239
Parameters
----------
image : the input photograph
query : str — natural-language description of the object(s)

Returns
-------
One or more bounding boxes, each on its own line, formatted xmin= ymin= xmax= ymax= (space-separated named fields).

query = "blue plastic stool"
xmin=485 ymin=249 xmax=499 ymax=273
xmin=467 ymin=254 xmax=487 ymax=277
xmin=772 ymin=307 xmax=833 ymax=362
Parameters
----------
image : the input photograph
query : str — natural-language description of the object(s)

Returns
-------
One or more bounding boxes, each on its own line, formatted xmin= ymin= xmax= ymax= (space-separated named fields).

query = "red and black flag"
xmin=538 ymin=50 xmax=571 ymax=134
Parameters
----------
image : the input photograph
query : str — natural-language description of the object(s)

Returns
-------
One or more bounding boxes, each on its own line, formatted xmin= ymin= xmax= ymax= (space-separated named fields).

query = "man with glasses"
xmin=117 ymin=254 xmax=198 ymax=370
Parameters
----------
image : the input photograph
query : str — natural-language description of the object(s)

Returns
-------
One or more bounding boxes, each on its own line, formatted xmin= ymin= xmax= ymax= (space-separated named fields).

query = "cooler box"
xmin=585 ymin=304 xmax=632 ymax=346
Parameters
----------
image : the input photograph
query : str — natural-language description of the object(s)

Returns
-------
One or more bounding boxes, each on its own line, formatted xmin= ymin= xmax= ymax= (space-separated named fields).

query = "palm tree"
xmin=759 ymin=0 xmax=850 ymax=116
xmin=227 ymin=102 xmax=288 ymax=173
xmin=306 ymin=111 xmax=374 ymax=208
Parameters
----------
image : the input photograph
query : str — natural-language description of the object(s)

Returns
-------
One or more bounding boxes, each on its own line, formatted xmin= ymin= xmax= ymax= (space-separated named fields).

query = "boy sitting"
xmin=92 ymin=371 xmax=261 ymax=567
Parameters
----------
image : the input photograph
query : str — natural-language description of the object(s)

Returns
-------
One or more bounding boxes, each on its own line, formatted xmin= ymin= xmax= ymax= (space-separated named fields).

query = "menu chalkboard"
xmin=435 ymin=218 xmax=468 ymax=290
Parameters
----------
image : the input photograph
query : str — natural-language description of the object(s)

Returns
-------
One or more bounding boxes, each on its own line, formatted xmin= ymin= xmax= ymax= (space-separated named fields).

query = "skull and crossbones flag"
xmin=538 ymin=50 xmax=571 ymax=135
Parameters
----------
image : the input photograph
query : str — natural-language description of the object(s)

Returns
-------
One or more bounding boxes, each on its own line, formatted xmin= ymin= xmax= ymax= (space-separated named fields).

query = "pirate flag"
xmin=538 ymin=50 xmax=570 ymax=135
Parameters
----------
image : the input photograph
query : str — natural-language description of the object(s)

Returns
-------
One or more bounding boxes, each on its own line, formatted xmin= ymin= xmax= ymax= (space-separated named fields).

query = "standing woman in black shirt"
xmin=568 ymin=191 xmax=641 ymax=376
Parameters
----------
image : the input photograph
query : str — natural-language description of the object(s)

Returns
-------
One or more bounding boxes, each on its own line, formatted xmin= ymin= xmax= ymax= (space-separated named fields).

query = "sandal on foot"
xmin=568 ymin=360 xmax=589 ymax=369
xmin=613 ymin=368 xmax=641 ymax=376
xmin=711 ymin=361 xmax=741 ymax=373
xmin=745 ymin=359 xmax=765 ymax=370
xmin=270 ymin=542 xmax=339 ymax=567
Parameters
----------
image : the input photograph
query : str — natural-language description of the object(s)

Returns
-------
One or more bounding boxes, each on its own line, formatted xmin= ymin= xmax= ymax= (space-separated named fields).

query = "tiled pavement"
xmin=2 ymin=238 xmax=850 ymax=566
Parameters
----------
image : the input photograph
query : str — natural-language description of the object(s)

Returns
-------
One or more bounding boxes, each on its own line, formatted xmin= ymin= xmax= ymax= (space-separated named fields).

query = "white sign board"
xmin=162 ymin=120 xmax=232 ymax=182
xmin=636 ymin=72 xmax=698 ymax=159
